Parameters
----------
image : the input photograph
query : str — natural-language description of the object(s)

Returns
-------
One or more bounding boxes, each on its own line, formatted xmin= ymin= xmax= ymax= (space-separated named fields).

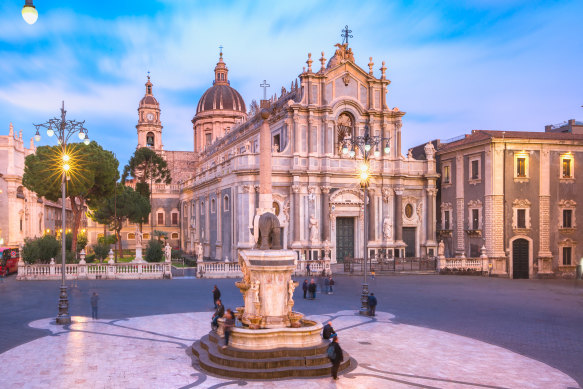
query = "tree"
xmin=145 ymin=239 xmax=163 ymax=262
xmin=22 ymin=235 xmax=60 ymax=264
xmin=121 ymin=147 xmax=171 ymax=232
xmin=88 ymin=184 xmax=151 ymax=259
xmin=23 ymin=142 xmax=119 ymax=256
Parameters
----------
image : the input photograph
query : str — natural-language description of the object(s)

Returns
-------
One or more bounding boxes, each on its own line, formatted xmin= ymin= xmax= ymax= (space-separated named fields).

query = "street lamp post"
xmin=34 ymin=101 xmax=90 ymax=325
xmin=341 ymin=125 xmax=390 ymax=315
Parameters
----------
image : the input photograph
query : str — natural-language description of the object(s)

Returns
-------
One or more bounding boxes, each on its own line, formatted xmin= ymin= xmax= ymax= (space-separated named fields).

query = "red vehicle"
xmin=0 ymin=247 xmax=20 ymax=276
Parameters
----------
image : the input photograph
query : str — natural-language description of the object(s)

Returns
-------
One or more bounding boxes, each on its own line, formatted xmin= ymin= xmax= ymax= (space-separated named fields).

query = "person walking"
xmin=90 ymin=292 xmax=99 ymax=320
xmin=306 ymin=263 xmax=311 ymax=277
xmin=302 ymin=279 xmax=308 ymax=299
xmin=222 ymin=309 xmax=235 ymax=349
xmin=367 ymin=292 xmax=378 ymax=316
xmin=309 ymin=278 xmax=317 ymax=299
xmin=328 ymin=276 xmax=334 ymax=294
xmin=327 ymin=334 xmax=344 ymax=380
xmin=212 ymin=285 xmax=221 ymax=309
xmin=322 ymin=321 xmax=335 ymax=340
xmin=324 ymin=277 xmax=330 ymax=294
xmin=211 ymin=299 xmax=225 ymax=330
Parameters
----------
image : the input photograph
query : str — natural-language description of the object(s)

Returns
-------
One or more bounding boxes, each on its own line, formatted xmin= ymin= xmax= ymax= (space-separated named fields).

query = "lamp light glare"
xmin=22 ymin=3 xmax=38 ymax=25
xmin=360 ymin=171 xmax=369 ymax=181
xmin=349 ymin=150 xmax=356 ymax=157
xmin=63 ymin=163 xmax=70 ymax=172
xmin=62 ymin=154 xmax=70 ymax=162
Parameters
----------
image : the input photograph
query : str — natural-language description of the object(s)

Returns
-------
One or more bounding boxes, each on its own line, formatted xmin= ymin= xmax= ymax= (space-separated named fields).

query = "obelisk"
xmin=258 ymin=109 xmax=273 ymax=211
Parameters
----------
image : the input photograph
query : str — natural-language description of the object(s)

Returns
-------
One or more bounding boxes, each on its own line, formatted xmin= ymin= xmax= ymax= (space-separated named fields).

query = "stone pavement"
xmin=0 ymin=309 xmax=578 ymax=389
xmin=1 ymin=274 xmax=583 ymax=387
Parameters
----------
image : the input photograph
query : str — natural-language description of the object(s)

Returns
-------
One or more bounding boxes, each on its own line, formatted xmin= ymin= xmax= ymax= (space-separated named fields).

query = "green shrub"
xmin=93 ymin=243 xmax=110 ymax=262
xmin=86 ymin=253 xmax=96 ymax=263
xmin=22 ymin=235 xmax=60 ymax=264
xmin=65 ymin=232 xmax=88 ymax=252
xmin=171 ymin=248 xmax=184 ymax=259
xmin=145 ymin=239 xmax=163 ymax=262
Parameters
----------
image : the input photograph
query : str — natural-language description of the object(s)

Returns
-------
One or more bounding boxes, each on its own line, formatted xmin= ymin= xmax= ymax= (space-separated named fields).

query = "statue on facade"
xmin=309 ymin=215 xmax=319 ymax=243
xmin=438 ymin=240 xmax=445 ymax=258
xmin=382 ymin=217 xmax=392 ymax=240
xmin=288 ymin=279 xmax=297 ymax=304
xmin=251 ymin=280 xmax=260 ymax=303
xmin=196 ymin=242 xmax=203 ymax=260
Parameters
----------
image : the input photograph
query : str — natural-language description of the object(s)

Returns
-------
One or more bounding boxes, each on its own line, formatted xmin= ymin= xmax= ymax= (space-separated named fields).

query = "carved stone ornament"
xmin=468 ymin=199 xmax=483 ymax=208
xmin=441 ymin=202 xmax=453 ymax=211
xmin=342 ymin=73 xmax=350 ymax=86
xmin=558 ymin=199 xmax=577 ymax=208
xmin=382 ymin=188 xmax=393 ymax=203
xmin=512 ymin=199 xmax=530 ymax=208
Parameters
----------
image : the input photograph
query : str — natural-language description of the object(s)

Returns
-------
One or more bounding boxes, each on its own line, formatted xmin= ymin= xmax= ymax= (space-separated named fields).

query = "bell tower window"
xmin=147 ymin=132 xmax=155 ymax=147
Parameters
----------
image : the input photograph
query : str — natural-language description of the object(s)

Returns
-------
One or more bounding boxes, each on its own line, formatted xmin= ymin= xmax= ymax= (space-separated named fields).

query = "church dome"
xmin=140 ymin=76 xmax=159 ymax=106
xmin=196 ymin=84 xmax=246 ymax=114
xmin=195 ymin=51 xmax=246 ymax=115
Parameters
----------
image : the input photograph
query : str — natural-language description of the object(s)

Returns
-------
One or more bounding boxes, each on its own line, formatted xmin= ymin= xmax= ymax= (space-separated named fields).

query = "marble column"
xmin=292 ymin=185 xmax=301 ymax=243
xmin=394 ymin=187 xmax=403 ymax=243
xmin=293 ymin=111 xmax=300 ymax=154
xmin=216 ymin=190 xmax=222 ymax=259
xmin=368 ymin=188 xmax=376 ymax=241
xmin=321 ymin=186 xmax=331 ymax=242
xmin=426 ymin=188 xmax=437 ymax=243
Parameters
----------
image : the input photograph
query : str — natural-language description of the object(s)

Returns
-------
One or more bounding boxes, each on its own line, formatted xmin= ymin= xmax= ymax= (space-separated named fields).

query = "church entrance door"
xmin=336 ymin=217 xmax=354 ymax=263
xmin=512 ymin=239 xmax=529 ymax=279
xmin=403 ymin=227 xmax=416 ymax=258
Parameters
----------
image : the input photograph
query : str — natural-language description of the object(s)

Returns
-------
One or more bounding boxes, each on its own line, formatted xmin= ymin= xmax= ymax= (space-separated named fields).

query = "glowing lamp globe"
xmin=360 ymin=171 xmax=369 ymax=181
xmin=384 ymin=145 xmax=390 ymax=154
xmin=78 ymin=131 xmax=85 ymax=140
xmin=34 ymin=133 xmax=41 ymax=142
xmin=342 ymin=145 xmax=348 ymax=155
xmin=22 ymin=3 xmax=38 ymax=25
xmin=364 ymin=144 xmax=371 ymax=152
xmin=47 ymin=128 xmax=54 ymax=137
xmin=62 ymin=154 xmax=70 ymax=162
xmin=63 ymin=163 xmax=70 ymax=172
xmin=374 ymin=150 xmax=380 ymax=158
xmin=83 ymin=137 xmax=90 ymax=145
xmin=349 ymin=150 xmax=356 ymax=157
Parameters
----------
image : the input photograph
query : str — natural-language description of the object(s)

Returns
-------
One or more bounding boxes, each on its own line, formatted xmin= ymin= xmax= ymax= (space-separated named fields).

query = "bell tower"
xmin=137 ymin=74 xmax=163 ymax=150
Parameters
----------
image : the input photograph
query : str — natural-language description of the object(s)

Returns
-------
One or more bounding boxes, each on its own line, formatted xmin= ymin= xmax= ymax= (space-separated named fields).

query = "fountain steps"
xmin=192 ymin=332 xmax=353 ymax=379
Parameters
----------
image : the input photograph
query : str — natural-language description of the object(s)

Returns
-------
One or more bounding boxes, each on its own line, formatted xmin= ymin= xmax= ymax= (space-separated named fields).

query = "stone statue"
xmin=288 ymin=279 xmax=296 ymax=302
xmin=164 ymin=242 xmax=171 ymax=262
xmin=135 ymin=227 xmax=142 ymax=247
xmin=256 ymin=212 xmax=282 ymax=250
xmin=323 ymin=240 xmax=331 ymax=259
xmin=196 ymin=243 xmax=203 ymax=260
xmin=382 ymin=217 xmax=391 ymax=240
xmin=309 ymin=215 xmax=319 ymax=243
xmin=251 ymin=280 xmax=260 ymax=303
xmin=438 ymin=240 xmax=445 ymax=257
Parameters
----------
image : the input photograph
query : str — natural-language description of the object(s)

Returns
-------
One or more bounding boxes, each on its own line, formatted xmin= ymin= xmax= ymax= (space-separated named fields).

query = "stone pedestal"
xmin=133 ymin=246 xmax=144 ymax=262
xmin=238 ymin=249 xmax=297 ymax=329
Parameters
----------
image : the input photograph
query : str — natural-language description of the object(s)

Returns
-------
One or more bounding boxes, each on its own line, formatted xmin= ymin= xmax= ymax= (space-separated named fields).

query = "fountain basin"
xmin=229 ymin=320 xmax=322 ymax=350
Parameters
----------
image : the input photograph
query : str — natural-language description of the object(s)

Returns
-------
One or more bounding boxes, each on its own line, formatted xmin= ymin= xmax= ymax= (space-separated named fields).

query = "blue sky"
xmin=1 ymin=0 xmax=582 ymax=169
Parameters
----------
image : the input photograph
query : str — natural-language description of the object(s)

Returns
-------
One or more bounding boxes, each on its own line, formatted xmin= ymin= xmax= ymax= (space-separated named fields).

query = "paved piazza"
xmin=0 ymin=275 xmax=582 ymax=388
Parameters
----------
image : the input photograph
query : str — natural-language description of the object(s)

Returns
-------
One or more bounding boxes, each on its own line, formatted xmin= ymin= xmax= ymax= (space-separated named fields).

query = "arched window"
xmin=171 ymin=232 xmax=179 ymax=239
xmin=224 ymin=195 xmax=230 ymax=212
xmin=128 ymin=233 xmax=136 ymax=240
xmin=211 ymin=199 xmax=216 ymax=213
xmin=16 ymin=186 xmax=25 ymax=199
xmin=336 ymin=112 xmax=354 ymax=155
xmin=146 ymin=132 xmax=155 ymax=147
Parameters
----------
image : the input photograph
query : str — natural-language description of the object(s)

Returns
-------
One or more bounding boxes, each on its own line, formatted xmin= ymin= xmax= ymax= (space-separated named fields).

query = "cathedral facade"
xmin=179 ymin=42 xmax=438 ymax=263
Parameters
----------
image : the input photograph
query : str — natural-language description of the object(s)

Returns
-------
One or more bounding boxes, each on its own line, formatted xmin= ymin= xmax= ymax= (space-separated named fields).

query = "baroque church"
xmin=87 ymin=39 xmax=439 ymax=263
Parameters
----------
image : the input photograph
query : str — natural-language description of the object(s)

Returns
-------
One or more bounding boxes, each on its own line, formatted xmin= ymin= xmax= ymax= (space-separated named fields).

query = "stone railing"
xmin=197 ymin=261 xmax=242 ymax=278
xmin=440 ymin=257 xmax=489 ymax=272
xmin=196 ymin=258 xmax=332 ymax=278
xmin=294 ymin=259 xmax=331 ymax=276
xmin=17 ymin=256 xmax=171 ymax=280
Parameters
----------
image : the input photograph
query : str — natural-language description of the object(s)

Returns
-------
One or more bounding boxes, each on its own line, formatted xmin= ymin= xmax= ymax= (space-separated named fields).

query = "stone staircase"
xmin=192 ymin=331 xmax=353 ymax=379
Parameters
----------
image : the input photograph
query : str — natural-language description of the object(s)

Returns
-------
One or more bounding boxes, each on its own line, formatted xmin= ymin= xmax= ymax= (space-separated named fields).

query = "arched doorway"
xmin=512 ymin=239 xmax=529 ymax=279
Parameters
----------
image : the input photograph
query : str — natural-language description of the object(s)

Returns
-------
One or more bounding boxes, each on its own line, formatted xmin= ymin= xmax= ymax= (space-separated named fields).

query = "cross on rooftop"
xmin=341 ymin=25 xmax=353 ymax=45
xmin=260 ymin=80 xmax=270 ymax=100
xmin=219 ymin=45 xmax=223 ymax=55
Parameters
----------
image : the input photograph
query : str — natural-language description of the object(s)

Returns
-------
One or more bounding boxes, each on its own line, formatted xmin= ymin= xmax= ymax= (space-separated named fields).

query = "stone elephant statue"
xmin=257 ymin=212 xmax=282 ymax=250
